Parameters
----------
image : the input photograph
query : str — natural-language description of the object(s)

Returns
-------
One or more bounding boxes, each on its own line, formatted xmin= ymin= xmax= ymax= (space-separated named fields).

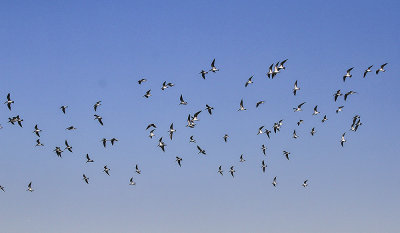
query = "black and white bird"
xmin=199 ymin=70 xmax=208 ymax=79
xmin=136 ymin=164 xmax=141 ymax=174
xmin=340 ymin=133 xmax=346 ymax=147
xmin=143 ymin=90 xmax=151 ymax=98
xmin=101 ymin=138 xmax=107 ymax=148
xmin=110 ymin=138 xmax=118 ymax=145
xmin=138 ymin=78 xmax=147 ymax=84
xmin=265 ymin=129 xmax=271 ymax=138
xmin=179 ymin=95 xmax=188 ymax=105
xmin=376 ymin=63 xmax=388 ymax=74
xmin=343 ymin=67 xmax=354 ymax=82
xmin=336 ymin=106 xmax=344 ymax=114
xmin=60 ymin=105 xmax=68 ymax=114
xmin=0 ymin=185 xmax=4 ymax=192
xmin=158 ymin=137 xmax=166 ymax=152
xmin=223 ymin=134 xmax=229 ymax=142
xmin=302 ymin=180 xmax=308 ymax=188
xmin=310 ymin=127 xmax=316 ymax=136
xmin=129 ymin=177 xmax=136 ymax=185
xmin=272 ymin=177 xmax=277 ymax=187
xmin=26 ymin=182 xmax=34 ymax=192
xmin=322 ymin=115 xmax=328 ymax=123
xmin=94 ymin=101 xmax=102 ymax=111
xmin=267 ymin=64 xmax=274 ymax=79
xmin=197 ymin=145 xmax=206 ymax=155
xmin=239 ymin=154 xmax=245 ymax=163
xmin=283 ymin=151 xmax=291 ymax=160
xmin=66 ymin=126 xmax=77 ymax=131
xmin=256 ymin=101 xmax=265 ymax=108
xmin=218 ymin=166 xmax=223 ymax=176
xmin=168 ymin=123 xmax=176 ymax=140
xmin=146 ymin=123 xmax=157 ymax=130
xmin=94 ymin=115 xmax=103 ymax=125
xmin=257 ymin=126 xmax=264 ymax=135
xmin=36 ymin=139 xmax=44 ymax=146
xmin=363 ymin=65 xmax=373 ymax=78
xmin=293 ymin=80 xmax=300 ymax=95
xmin=245 ymin=76 xmax=254 ymax=87
xmin=176 ymin=156 xmax=183 ymax=167
xmin=278 ymin=59 xmax=288 ymax=70
xmin=82 ymin=174 xmax=89 ymax=184
xmin=297 ymin=120 xmax=304 ymax=126
xmin=238 ymin=99 xmax=246 ymax=111
xmin=334 ymin=90 xmax=343 ymax=102
xmin=209 ymin=59 xmax=219 ymax=73
xmin=149 ymin=129 xmax=155 ymax=138
xmin=33 ymin=124 xmax=42 ymax=137
xmin=161 ymin=81 xmax=168 ymax=91
xmin=261 ymin=160 xmax=267 ymax=173
xmin=54 ymin=147 xmax=63 ymax=158
xmin=16 ymin=116 xmax=23 ymax=127
xmin=205 ymin=104 xmax=214 ymax=115
xmin=103 ymin=165 xmax=110 ymax=176
xmin=64 ymin=140 xmax=73 ymax=152
xmin=312 ymin=105 xmax=320 ymax=115
xmin=272 ymin=62 xmax=280 ymax=78
xmin=294 ymin=102 xmax=306 ymax=112
xmin=189 ymin=136 xmax=196 ymax=143
xmin=192 ymin=111 xmax=201 ymax=122
xmin=261 ymin=144 xmax=266 ymax=155
xmin=293 ymin=130 xmax=298 ymax=139
xmin=4 ymin=93 xmax=14 ymax=111
xmin=229 ymin=166 xmax=235 ymax=177
xmin=85 ymin=154 xmax=94 ymax=163
xmin=344 ymin=91 xmax=357 ymax=101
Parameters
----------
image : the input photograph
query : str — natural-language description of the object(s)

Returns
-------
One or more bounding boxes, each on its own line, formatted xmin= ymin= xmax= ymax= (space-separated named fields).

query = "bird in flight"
xmin=312 ymin=105 xmax=320 ymax=115
xmin=283 ymin=151 xmax=291 ymax=160
xmin=376 ymin=63 xmax=388 ymax=74
xmin=146 ymin=123 xmax=157 ymax=130
xmin=267 ymin=63 xmax=274 ymax=79
xmin=334 ymin=90 xmax=343 ymax=102
xmin=297 ymin=119 xmax=304 ymax=126
xmin=168 ymin=123 xmax=176 ymax=140
xmin=101 ymin=138 xmax=107 ymax=148
xmin=143 ymin=89 xmax=151 ymax=98
xmin=82 ymin=174 xmax=89 ymax=184
xmin=223 ymin=134 xmax=229 ymax=142
xmin=110 ymin=138 xmax=118 ymax=145
xmin=340 ymin=133 xmax=346 ymax=147
xmin=138 ymin=78 xmax=147 ymax=84
xmin=238 ymin=99 xmax=246 ymax=111
xmin=26 ymin=182 xmax=34 ymax=192
xmin=256 ymin=100 xmax=265 ymax=108
xmin=64 ymin=140 xmax=73 ymax=152
xmin=294 ymin=102 xmax=306 ymax=112
xmin=94 ymin=101 xmax=102 ymax=111
xmin=209 ymin=59 xmax=219 ymax=73
xmin=343 ymin=67 xmax=354 ymax=82
xmin=158 ymin=137 xmax=166 ymax=152
xmin=261 ymin=160 xmax=267 ymax=173
xmin=33 ymin=124 xmax=42 ymax=137
xmin=199 ymin=70 xmax=208 ymax=79
xmin=94 ymin=115 xmax=103 ymax=125
xmin=261 ymin=144 xmax=267 ymax=155
xmin=85 ymin=154 xmax=94 ymax=163
xmin=136 ymin=164 xmax=141 ymax=174
xmin=293 ymin=130 xmax=298 ymax=139
xmin=293 ymin=80 xmax=300 ymax=96
xmin=302 ymin=180 xmax=308 ymax=187
xmin=310 ymin=127 xmax=316 ymax=136
xmin=197 ymin=145 xmax=206 ymax=155
xmin=205 ymin=104 xmax=214 ymax=115
xmin=239 ymin=154 xmax=245 ymax=163
xmin=278 ymin=59 xmax=288 ymax=70
xmin=66 ymin=126 xmax=77 ymax=131
xmin=189 ymin=136 xmax=196 ymax=143
xmin=60 ymin=105 xmax=68 ymax=114
xmin=176 ymin=156 xmax=183 ymax=167
xmin=344 ymin=91 xmax=357 ymax=101
xmin=129 ymin=177 xmax=136 ymax=185
xmin=363 ymin=65 xmax=373 ymax=78
xmin=4 ymin=93 xmax=14 ymax=111
xmin=229 ymin=166 xmax=235 ymax=177
xmin=148 ymin=129 xmax=155 ymax=139
xmin=245 ymin=76 xmax=254 ymax=87
xmin=322 ymin=115 xmax=328 ymax=123
xmin=218 ymin=166 xmax=223 ymax=176
xmin=54 ymin=147 xmax=63 ymax=158
xmin=257 ymin=126 xmax=264 ymax=135
xmin=179 ymin=95 xmax=188 ymax=105
xmin=36 ymin=139 xmax=44 ymax=146
xmin=103 ymin=166 xmax=110 ymax=176
xmin=336 ymin=106 xmax=344 ymax=114
xmin=0 ymin=185 xmax=4 ymax=192
xmin=272 ymin=177 xmax=277 ymax=187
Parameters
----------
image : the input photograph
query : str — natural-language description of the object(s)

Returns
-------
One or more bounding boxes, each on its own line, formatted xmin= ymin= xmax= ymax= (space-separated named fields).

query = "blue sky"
xmin=0 ymin=1 xmax=399 ymax=232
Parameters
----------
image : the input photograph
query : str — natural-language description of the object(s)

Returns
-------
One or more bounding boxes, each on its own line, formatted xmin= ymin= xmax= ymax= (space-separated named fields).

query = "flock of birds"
xmin=0 ymin=60 xmax=389 ymax=193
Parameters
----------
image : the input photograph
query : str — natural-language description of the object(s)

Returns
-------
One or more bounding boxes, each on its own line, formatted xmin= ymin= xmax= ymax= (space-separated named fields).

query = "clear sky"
xmin=0 ymin=1 xmax=399 ymax=232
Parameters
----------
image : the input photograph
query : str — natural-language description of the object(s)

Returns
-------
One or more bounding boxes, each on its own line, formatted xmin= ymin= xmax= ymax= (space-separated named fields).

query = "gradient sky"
xmin=0 ymin=1 xmax=399 ymax=232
